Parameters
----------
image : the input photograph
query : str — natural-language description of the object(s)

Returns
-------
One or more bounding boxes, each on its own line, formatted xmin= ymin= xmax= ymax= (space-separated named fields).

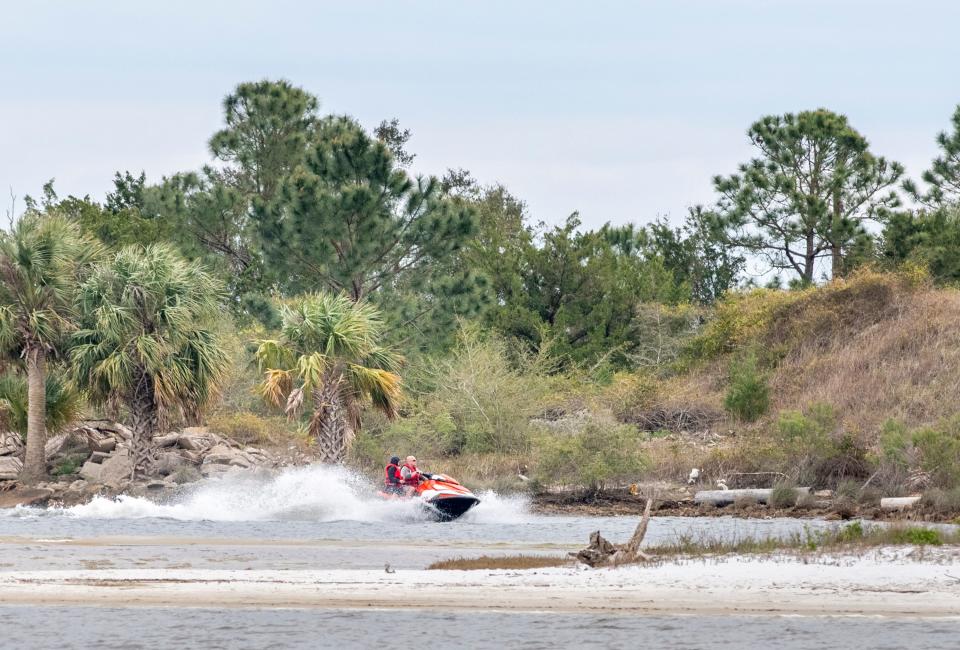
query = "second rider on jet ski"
xmin=399 ymin=455 xmax=424 ymax=496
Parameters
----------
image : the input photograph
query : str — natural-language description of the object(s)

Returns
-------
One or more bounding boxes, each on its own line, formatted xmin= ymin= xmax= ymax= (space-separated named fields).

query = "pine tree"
xmin=905 ymin=105 xmax=960 ymax=207
xmin=263 ymin=115 xmax=476 ymax=302
xmin=713 ymin=109 xmax=903 ymax=282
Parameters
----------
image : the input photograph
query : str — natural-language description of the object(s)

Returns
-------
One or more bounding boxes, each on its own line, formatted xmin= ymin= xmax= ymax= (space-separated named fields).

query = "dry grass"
xmin=424 ymin=452 xmax=532 ymax=493
xmin=428 ymin=524 xmax=957 ymax=571
xmin=655 ymin=271 xmax=960 ymax=463
xmin=647 ymin=522 xmax=959 ymax=558
xmin=772 ymin=290 xmax=960 ymax=433
xmin=427 ymin=555 xmax=571 ymax=570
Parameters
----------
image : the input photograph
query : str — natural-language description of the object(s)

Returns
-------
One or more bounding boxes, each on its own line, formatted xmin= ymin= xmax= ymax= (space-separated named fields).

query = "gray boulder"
xmin=0 ymin=456 xmax=23 ymax=480
xmin=80 ymin=447 xmax=134 ymax=488
xmin=203 ymin=444 xmax=254 ymax=468
xmin=178 ymin=431 xmax=216 ymax=451
xmin=0 ymin=431 xmax=23 ymax=457
xmin=151 ymin=451 xmax=191 ymax=476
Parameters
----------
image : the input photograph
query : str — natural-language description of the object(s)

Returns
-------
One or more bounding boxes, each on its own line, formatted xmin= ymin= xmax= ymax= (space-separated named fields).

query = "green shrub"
xmin=911 ymin=418 xmax=960 ymax=488
xmin=51 ymin=454 xmax=85 ymax=477
xmin=349 ymin=410 xmax=456 ymax=471
xmin=600 ymin=372 xmax=657 ymax=423
xmin=878 ymin=419 xmax=912 ymax=469
xmin=533 ymin=421 xmax=648 ymax=496
xmin=723 ymin=354 xmax=769 ymax=422
xmin=775 ymin=405 xmax=870 ymax=487
xmin=890 ymin=527 xmax=942 ymax=546
xmin=684 ymin=288 xmax=801 ymax=360
xmin=0 ymin=372 xmax=81 ymax=441
xmin=836 ymin=521 xmax=864 ymax=542
xmin=768 ymin=482 xmax=798 ymax=508
xmin=873 ymin=417 xmax=960 ymax=490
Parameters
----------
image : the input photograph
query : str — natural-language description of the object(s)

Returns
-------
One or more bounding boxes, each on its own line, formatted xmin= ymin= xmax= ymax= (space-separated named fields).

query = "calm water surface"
xmin=1 ymin=607 xmax=957 ymax=650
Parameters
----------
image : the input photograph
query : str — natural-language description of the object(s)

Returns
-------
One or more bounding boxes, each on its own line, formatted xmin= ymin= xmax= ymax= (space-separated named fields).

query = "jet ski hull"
xmin=425 ymin=495 xmax=480 ymax=521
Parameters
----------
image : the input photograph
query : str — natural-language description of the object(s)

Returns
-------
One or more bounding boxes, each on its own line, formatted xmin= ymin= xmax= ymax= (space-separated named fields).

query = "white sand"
xmin=1 ymin=547 xmax=958 ymax=616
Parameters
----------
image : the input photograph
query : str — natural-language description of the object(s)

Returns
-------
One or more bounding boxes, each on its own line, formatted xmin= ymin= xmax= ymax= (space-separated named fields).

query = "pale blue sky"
xmin=2 ymin=0 xmax=959 ymax=229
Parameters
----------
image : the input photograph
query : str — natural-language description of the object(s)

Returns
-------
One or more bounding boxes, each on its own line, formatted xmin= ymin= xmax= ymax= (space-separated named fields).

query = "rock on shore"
xmin=0 ymin=422 xmax=281 ymax=508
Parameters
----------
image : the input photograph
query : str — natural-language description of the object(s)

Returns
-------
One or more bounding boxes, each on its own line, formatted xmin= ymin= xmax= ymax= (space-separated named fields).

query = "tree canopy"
xmin=905 ymin=105 xmax=960 ymax=208
xmin=713 ymin=109 xmax=903 ymax=282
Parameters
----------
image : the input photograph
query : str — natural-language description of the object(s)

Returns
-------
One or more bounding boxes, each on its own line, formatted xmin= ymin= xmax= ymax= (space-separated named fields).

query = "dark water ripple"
xmin=0 ymin=606 xmax=957 ymax=650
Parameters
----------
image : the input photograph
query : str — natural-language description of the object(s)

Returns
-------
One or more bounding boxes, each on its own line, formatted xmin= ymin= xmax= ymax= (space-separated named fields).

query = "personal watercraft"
xmin=379 ymin=472 xmax=480 ymax=521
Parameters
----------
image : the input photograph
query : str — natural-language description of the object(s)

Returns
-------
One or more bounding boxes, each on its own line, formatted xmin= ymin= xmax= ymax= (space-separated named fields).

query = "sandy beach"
xmin=2 ymin=547 xmax=958 ymax=617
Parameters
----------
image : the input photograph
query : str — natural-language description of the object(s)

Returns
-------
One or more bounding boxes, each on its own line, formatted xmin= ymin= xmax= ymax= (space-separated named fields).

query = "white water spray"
xmin=35 ymin=465 xmax=529 ymax=524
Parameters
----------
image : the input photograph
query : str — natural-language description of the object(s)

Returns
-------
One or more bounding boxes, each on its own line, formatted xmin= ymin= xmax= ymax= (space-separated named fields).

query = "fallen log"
xmin=694 ymin=487 xmax=811 ymax=506
xmin=880 ymin=496 xmax=921 ymax=510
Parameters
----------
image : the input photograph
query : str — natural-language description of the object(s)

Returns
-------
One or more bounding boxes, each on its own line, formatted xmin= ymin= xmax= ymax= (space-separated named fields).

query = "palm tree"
xmin=255 ymin=293 xmax=402 ymax=463
xmin=71 ymin=244 xmax=229 ymax=475
xmin=0 ymin=215 xmax=100 ymax=484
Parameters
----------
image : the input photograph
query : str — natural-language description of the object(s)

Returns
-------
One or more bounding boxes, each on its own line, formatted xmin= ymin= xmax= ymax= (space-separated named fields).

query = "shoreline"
xmin=532 ymin=490 xmax=960 ymax=523
xmin=4 ymin=482 xmax=957 ymax=525
xmin=2 ymin=549 xmax=958 ymax=616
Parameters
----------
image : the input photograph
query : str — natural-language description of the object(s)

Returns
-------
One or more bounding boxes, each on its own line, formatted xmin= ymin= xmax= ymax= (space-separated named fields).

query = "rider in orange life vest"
xmin=383 ymin=456 xmax=403 ymax=495
xmin=399 ymin=455 xmax=422 ymax=495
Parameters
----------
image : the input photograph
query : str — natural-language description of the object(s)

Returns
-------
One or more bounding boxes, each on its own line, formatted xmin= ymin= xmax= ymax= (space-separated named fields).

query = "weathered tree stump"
xmin=572 ymin=497 xmax=654 ymax=567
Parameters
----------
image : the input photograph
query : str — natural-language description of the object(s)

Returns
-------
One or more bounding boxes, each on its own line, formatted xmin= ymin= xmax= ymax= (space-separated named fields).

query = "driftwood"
xmin=573 ymin=497 xmax=653 ymax=567
xmin=880 ymin=496 xmax=921 ymax=510
xmin=694 ymin=487 xmax=810 ymax=506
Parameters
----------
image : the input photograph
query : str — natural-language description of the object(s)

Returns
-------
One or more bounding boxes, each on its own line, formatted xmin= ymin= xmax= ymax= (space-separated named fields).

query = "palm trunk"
xmin=129 ymin=372 xmax=159 ymax=478
xmin=310 ymin=369 xmax=348 ymax=463
xmin=20 ymin=347 xmax=47 ymax=485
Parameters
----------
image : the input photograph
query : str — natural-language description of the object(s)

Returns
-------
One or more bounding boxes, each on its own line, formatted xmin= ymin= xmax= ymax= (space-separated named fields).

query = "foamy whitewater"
xmin=27 ymin=465 xmax=529 ymax=525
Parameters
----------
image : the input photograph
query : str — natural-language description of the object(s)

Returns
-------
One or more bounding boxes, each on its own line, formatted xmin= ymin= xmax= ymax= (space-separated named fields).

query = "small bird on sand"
xmin=384 ymin=563 xmax=395 ymax=574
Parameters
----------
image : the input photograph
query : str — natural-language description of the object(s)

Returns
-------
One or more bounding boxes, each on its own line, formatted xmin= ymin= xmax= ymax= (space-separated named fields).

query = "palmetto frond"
xmin=254 ymin=339 xmax=295 ymax=372
xmin=285 ymin=386 xmax=305 ymax=418
xmin=362 ymin=346 xmax=404 ymax=373
xmin=296 ymin=352 xmax=328 ymax=392
xmin=0 ymin=370 xmax=82 ymax=437
xmin=256 ymin=292 xmax=404 ymax=456
xmin=279 ymin=293 xmax=385 ymax=361
xmin=347 ymin=364 xmax=402 ymax=419
xmin=0 ymin=214 xmax=103 ymax=355
xmin=260 ymin=368 xmax=293 ymax=407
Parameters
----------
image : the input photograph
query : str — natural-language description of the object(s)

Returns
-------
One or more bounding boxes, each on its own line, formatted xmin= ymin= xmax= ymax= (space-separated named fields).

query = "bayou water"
xmin=1 ymin=465 xmax=957 ymax=649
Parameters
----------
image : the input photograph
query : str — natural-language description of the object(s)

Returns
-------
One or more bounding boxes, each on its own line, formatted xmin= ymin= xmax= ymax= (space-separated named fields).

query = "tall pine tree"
xmin=713 ymin=109 xmax=903 ymax=282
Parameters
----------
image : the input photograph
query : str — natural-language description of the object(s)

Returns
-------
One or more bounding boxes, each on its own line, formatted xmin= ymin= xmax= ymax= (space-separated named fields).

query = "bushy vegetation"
xmin=768 ymin=481 xmax=799 ymax=509
xmin=533 ymin=421 xmax=649 ymax=496
xmin=5 ymin=78 xmax=960 ymax=501
xmin=723 ymin=353 xmax=769 ymax=422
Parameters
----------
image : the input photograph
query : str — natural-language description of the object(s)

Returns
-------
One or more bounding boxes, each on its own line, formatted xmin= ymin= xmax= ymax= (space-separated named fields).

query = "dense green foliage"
xmin=71 ymin=244 xmax=230 ymax=472
xmin=9 ymin=78 xmax=960 ymax=499
xmin=0 ymin=372 xmax=81 ymax=440
xmin=724 ymin=353 xmax=769 ymax=422
xmin=905 ymin=105 xmax=960 ymax=208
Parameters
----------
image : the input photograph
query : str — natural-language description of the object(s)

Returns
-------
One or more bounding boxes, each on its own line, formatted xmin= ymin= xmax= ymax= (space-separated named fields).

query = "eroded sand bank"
xmin=2 ymin=548 xmax=958 ymax=616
